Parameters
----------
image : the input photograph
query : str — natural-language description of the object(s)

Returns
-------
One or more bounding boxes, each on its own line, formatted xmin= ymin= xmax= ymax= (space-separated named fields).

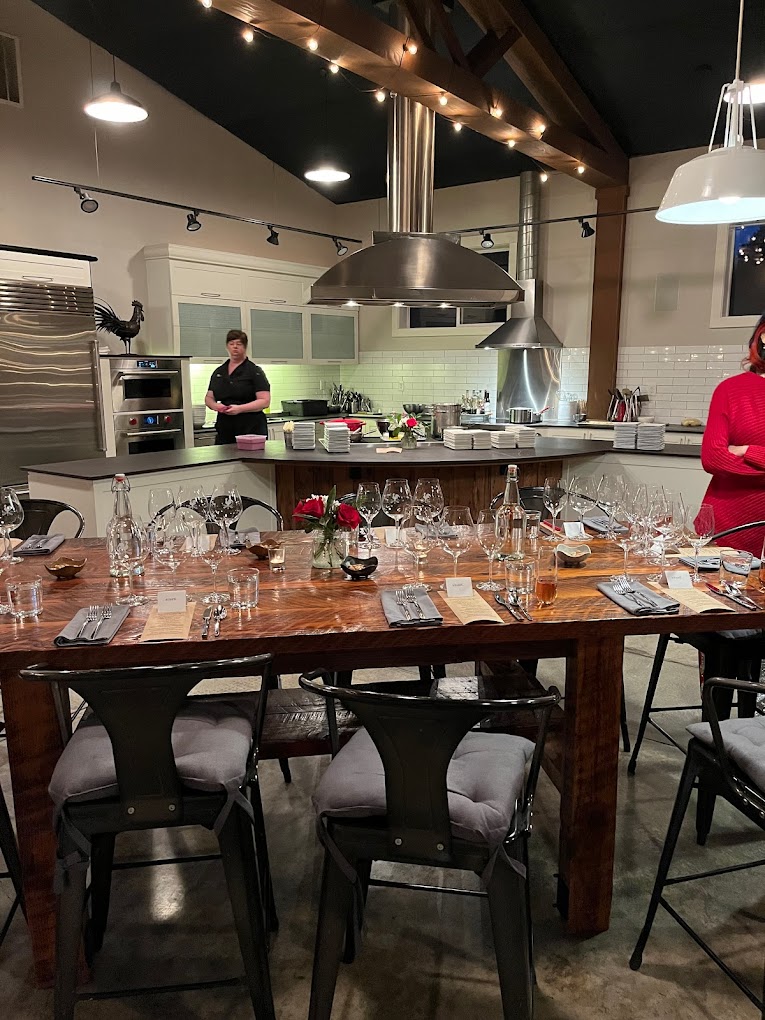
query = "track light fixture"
xmin=186 ymin=210 xmax=202 ymax=232
xmin=333 ymin=237 xmax=348 ymax=256
xmin=579 ymin=218 xmax=595 ymax=238
xmin=480 ymin=230 xmax=494 ymax=249
xmin=74 ymin=187 xmax=98 ymax=213
xmin=266 ymin=225 xmax=279 ymax=246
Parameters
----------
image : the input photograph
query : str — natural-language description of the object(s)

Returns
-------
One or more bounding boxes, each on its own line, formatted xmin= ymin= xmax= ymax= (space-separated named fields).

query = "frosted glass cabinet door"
xmin=310 ymin=312 xmax=357 ymax=362
xmin=250 ymin=307 xmax=305 ymax=362
xmin=178 ymin=302 xmax=242 ymax=357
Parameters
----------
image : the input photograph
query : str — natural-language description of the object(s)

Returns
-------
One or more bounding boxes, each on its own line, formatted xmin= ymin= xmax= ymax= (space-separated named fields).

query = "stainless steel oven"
xmin=109 ymin=357 xmax=183 ymax=413
xmin=114 ymin=410 xmax=186 ymax=456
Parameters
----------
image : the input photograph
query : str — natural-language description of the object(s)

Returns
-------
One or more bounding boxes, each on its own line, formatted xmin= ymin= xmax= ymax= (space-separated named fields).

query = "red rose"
xmin=405 ymin=417 xmax=417 ymax=428
xmin=336 ymin=503 xmax=361 ymax=528
xmin=293 ymin=496 xmax=325 ymax=519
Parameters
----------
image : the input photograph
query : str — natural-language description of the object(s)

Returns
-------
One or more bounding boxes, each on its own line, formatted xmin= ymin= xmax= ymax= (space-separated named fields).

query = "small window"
xmin=406 ymin=249 xmax=510 ymax=329
xmin=729 ymin=224 xmax=765 ymax=317
xmin=0 ymin=34 xmax=21 ymax=106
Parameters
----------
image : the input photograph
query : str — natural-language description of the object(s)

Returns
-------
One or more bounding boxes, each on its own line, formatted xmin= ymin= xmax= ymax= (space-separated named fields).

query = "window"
xmin=0 ymin=34 xmax=21 ymax=106
xmin=728 ymin=224 xmax=765 ymax=317
xmin=407 ymin=249 xmax=510 ymax=329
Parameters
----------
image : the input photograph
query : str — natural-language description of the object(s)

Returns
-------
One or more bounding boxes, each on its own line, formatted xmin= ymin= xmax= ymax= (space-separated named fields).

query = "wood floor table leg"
xmin=557 ymin=635 xmax=624 ymax=935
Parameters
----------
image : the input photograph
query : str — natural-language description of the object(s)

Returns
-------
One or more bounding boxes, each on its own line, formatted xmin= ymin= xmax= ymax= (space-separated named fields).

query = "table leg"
xmin=557 ymin=635 xmax=623 ymax=935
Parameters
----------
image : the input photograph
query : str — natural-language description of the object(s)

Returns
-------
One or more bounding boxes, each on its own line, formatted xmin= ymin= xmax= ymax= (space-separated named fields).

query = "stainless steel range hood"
xmin=310 ymin=57 xmax=523 ymax=307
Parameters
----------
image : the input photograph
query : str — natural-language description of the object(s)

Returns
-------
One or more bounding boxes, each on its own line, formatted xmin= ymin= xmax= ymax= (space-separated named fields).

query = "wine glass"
xmin=154 ymin=515 xmax=189 ymax=575
xmin=0 ymin=488 xmax=24 ymax=564
xmin=413 ymin=478 xmax=445 ymax=536
xmin=597 ymin=475 xmax=624 ymax=539
xmin=183 ymin=486 xmax=210 ymax=557
xmin=440 ymin=506 xmax=474 ymax=577
xmin=356 ymin=481 xmax=382 ymax=552
xmin=569 ymin=476 xmax=596 ymax=532
xmin=148 ymin=487 xmax=176 ymax=524
xmin=210 ymin=485 xmax=244 ymax=556
xmin=200 ymin=534 xmax=230 ymax=605
xmin=114 ymin=519 xmax=150 ymax=606
xmin=687 ymin=503 xmax=716 ymax=583
xmin=382 ymin=478 xmax=412 ymax=549
xmin=476 ymin=509 xmax=502 ymax=591
xmin=542 ymin=477 xmax=566 ymax=542
xmin=612 ymin=501 xmax=639 ymax=579
xmin=401 ymin=518 xmax=434 ymax=578
xmin=646 ymin=493 xmax=678 ymax=582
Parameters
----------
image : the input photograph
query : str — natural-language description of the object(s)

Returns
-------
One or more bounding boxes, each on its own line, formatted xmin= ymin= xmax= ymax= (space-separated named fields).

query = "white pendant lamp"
xmin=84 ymin=56 xmax=148 ymax=124
xmin=657 ymin=0 xmax=765 ymax=225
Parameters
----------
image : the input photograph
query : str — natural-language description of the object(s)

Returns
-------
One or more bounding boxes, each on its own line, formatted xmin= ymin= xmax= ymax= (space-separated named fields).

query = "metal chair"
xmin=627 ymin=519 xmax=765 ymax=776
xmin=0 ymin=783 xmax=24 ymax=947
xmin=162 ymin=496 xmax=284 ymax=533
xmin=299 ymin=670 xmax=560 ymax=1020
xmin=21 ymin=656 xmax=276 ymax=1020
xmin=16 ymin=498 xmax=85 ymax=540
xmin=631 ymin=674 xmax=765 ymax=1015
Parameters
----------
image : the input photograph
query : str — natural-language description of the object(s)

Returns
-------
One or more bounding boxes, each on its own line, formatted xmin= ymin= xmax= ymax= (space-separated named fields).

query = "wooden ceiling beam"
xmin=398 ymin=0 xmax=436 ymax=54
xmin=214 ymin=0 xmax=628 ymax=187
xmin=418 ymin=0 xmax=470 ymax=70
xmin=466 ymin=25 xmax=521 ymax=79
xmin=460 ymin=0 xmax=625 ymax=158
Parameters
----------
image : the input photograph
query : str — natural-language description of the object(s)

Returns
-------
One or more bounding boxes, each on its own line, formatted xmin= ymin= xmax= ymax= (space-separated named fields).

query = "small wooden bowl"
xmin=45 ymin=557 xmax=87 ymax=580
xmin=340 ymin=555 xmax=378 ymax=580
xmin=248 ymin=540 xmax=279 ymax=560
xmin=556 ymin=543 xmax=591 ymax=567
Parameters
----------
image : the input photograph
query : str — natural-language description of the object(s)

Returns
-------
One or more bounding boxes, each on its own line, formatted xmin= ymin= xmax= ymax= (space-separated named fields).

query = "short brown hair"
xmin=226 ymin=329 xmax=248 ymax=347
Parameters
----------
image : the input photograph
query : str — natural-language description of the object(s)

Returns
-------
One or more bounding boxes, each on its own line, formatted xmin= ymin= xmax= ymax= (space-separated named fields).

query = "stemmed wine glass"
xmin=210 ymin=485 xmax=243 ymax=556
xmin=114 ymin=519 xmax=150 ymax=605
xmin=200 ymin=534 xmax=229 ymax=605
xmin=382 ymin=478 xmax=412 ymax=549
xmin=0 ymin=488 xmax=24 ymax=564
xmin=646 ymin=493 xmax=678 ymax=582
xmin=686 ymin=503 xmax=716 ymax=582
xmin=148 ymin=487 xmax=176 ymax=524
xmin=597 ymin=475 xmax=624 ymax=539
xmin=184 ymin=486 xmax=211 ymax=557
xmin=413 ymin=478 xmax=445 ymax=536
xmin=356 ymin=481 xmax=382 ymax=552
xmin=542 ymin=477 xmax=566 ymax=541
xmin=612 ymin=500 xmax=639 ymax=579
xmin=401 ymin=517 xmax=434 ymax=578
xmin=440 ymin=506 xmax=474 ymax=578
xmin=476 ymin=509 xmax=503 ymax=591
xmin=568 ymin=476 xmax=597 ymax=532
xmin=154 ymin=515 xmax=189 ymax=575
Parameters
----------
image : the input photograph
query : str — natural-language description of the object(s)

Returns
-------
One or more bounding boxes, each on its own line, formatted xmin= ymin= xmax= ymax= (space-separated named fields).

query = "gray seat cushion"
xmin=313 ymin=728 xmax=534 ymax=849
xmin=687 ymin=716 xmax=765 ymax=791
xmin=49 ymin=696 xmax=259 ymax=810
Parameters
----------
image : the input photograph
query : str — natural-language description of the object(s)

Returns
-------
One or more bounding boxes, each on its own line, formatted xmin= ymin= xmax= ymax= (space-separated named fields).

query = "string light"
xmin=579 ymin=218 xmax=595 ymax=238
xmin=539 ymin=171 xmax=549 ymax=183
xmin=375 ymin=89 xmax=386 ymax=103
xmin=538 ymin=123 xmax=546 ymax=134
xmin=199 ymin=0 xmax=212 ymax=8
xmin=328 ymin=62 xmax=339 ymax=74
xmin=576 ymin=164 xmax=585 ymax=175
xmin=307 ymin=37 xmax=319 ymax=51
xmin=438 ymin=93 xmax=448 ymax=106
xmin=507 ymin=139 xmax=516 ymax=148
xmin=490 ymin=106 xmax=502 ymax=118
xmin=242 ymin=27 xmax=254 ymax=43
xmin=404 ymin=39 xmax=418 ymax=55
xmin=453 ymin=122 xmax=462 ymax=132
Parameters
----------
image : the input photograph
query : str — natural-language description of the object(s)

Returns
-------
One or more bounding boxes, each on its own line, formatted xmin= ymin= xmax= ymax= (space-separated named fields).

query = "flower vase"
xmin=312 ymin=530 xmax=343 ymax=570
xmin=400 ymin=431 xmax=417 ymax=450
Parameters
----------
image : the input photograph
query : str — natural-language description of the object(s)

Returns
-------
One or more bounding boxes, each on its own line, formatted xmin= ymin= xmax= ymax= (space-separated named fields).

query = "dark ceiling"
xmin=31 ymin=0 xmax=765 ymax=204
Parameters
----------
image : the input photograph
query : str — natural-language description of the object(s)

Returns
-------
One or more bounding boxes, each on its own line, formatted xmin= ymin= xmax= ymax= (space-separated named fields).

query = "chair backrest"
xmin=300 ymin=671 xmax=559 ymax=858
xmin=161 ymin=497 xmax=284 ymax=534
xmin=710 ymin=519 xmax=765 ymax=544
xmin=490 ymin=486 xmax=547 ymax=514
xmin=701 ymin=677 xmax=765 ymax=823
xmin=17 ymin=498 xmax=85 ymax=539
xmin=338 ymin=492 xmax=392 ymax=528
xmin=21 ymin=655 xmax=273 ymax=827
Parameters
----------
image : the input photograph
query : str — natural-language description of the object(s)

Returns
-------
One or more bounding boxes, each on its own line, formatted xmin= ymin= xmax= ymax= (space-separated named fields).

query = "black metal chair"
xmin=21 ymin=656 xmax=276 ymax=1020
xmin=0 ymin=784 xmax=24 ymax=947
xmin=627 ymin=519 xmax=765 ymax=776
xmin=16 ymin=498 xmax=85 ymax=540
xmin=631 ymin=674 xmax=765 ymax=1015
xmin=298 ymin=670 xmax=560 ymax=1020
xmin=163 ymin=496 xmax=284 ymax=534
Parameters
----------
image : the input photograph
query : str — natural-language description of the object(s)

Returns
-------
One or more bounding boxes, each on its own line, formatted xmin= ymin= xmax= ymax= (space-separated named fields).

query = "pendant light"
xmin=657 ymin=0 xmax=765 ymax=225
xmin=304 ymin=69 xmax=350 ymax=185
xmin=84 ymin=55 xmax=148 ymax=124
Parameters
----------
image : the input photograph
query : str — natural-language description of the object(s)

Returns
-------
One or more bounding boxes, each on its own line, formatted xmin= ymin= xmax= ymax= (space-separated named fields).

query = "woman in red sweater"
xmin=699 ymin=313 xmax=765 ymax=556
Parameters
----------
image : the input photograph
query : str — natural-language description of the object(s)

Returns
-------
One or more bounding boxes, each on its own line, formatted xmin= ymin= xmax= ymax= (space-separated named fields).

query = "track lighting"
xmin=74 ymin=187 xmax=98 ymax=213
xmin=186 ymin=210 xmax=202 ymax=232
xmin=453 ymin=121 xmax=462 ymax=132
xmin=333 ymin=237 xmax=348 ymax=256
xmin=404 ymin=39 xmax=417 ymax=55
xmin=242 ymin=27 xmax=254 ymax=43
xmin=329 ymin=62 xmax=339 ymax=74
xmin=539 ymin=171 xmax=549 ymax=183
xmin=579 ymin=219 xmax=595 ymax=238
xmin=305 ymin=166 xmax=351 ymax=183
xmin=266 ymin=226 xmax=279 ymax=246
xmin=480 ymin=230 xmax=494 ymax=249
xmin=307 ymin=37 xmax=318 ymax=51
xmin=375 ymin=89 xmax=386 ymax=103
xmin=576 ymin=164 xmax=585 ymax=175
xmin=438 ymin=93 xmax=448 ymax=106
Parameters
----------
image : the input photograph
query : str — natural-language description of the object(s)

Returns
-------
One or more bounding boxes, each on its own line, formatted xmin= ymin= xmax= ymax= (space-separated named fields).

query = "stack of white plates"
xmin=192 ymin=405 xmax=207 ymax=428
xmin=613 ymin=422 xmax=638 ymax=450
xmin=292 ymin=421 xmax=316 ymax=450
xmin=323 ymin=423 xmax=351 ymax=453
xmin=491 ymin=431 xmax=518 ymax=448
xmin=637 ymin=423 xmax=666 ymax=451
xmin=465 ymin=429 xmax=492 ymax=449
xmin=516 ymin=426 xmax=536 ymax=448
xmin=443 ymin=427 xmax=473 ymax=450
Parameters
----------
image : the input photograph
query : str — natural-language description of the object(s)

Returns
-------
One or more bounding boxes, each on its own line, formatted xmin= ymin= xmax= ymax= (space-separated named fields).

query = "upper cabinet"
xmin=249 ymin=307 xmax=304 ymax=362
xmin=309 ymin=310 xmax=357 ymax=362
xmin=0 ymin=250 xmax=92 ymax=287
xmin=178 ymin=300 xmax=242 ymax=358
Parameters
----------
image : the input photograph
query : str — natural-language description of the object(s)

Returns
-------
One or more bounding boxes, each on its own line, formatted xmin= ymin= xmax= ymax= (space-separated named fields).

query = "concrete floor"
xmin=0 ymin=636 xmax=763 ymax=1019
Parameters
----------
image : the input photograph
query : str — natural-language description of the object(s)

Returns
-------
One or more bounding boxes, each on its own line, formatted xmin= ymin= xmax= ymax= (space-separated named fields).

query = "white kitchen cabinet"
xmin=172 ymin=264 xmax=243 ymax=301
xmin=0 ymin=250 xmax=92 ymax=287
xmin=309 ymin=309 xmax=357 ymax=363
xmin=250 ymin=306 xmax=305 ymax=363
xmin=178 ymin=299 xmax=244 ymax=358
xmin=242 ymin=272 xmax=307 ymax=306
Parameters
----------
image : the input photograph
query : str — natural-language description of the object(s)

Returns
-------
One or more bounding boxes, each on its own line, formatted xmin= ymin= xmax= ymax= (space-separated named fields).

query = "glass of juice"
xmin=535 ymin=547 xmax=558 ymax=606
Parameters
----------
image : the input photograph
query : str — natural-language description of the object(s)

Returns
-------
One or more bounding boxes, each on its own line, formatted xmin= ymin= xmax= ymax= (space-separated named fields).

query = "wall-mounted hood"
xmin=476 ymin=172 xmax=563 ymax=350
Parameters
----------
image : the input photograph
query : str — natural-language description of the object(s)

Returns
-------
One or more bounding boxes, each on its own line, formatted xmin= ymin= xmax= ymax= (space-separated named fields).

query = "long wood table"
xmin=1 ymin=532 xmax=763 ymax=986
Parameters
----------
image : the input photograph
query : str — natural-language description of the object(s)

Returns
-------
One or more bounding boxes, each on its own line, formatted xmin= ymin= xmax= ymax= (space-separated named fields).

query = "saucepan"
xmin=507 ymin=406 xmax=549 ymax=424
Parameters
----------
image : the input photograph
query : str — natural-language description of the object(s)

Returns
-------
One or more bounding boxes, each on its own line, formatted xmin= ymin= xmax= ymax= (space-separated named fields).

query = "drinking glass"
xmin=382 ymin=478 xmax=412 ymax=549
xmin=440 ymin=506 xmax=474 ymax=577
xmin=200 ymin=535 xmax=229 ymax=605
xmin=184 ymin=487 xmax=211 ymax=557
xmin=154 ymin=515 xmax=189 ymax=575
xmin=268 ymin=542 xmax=286 ymax=572
xmin=476 ymin=509 xmax=502 ymax=591
xmin=227 ymin=568 xmax=259 ymax=609
xmin=535 ymin=547 xmax=558 ymax=606
xmin=0 ymin=487 xmax=24 ymax=564
xmin=6 ymin=577 xmax=43 ymax=619
xmin=413 ymin=478 xmax=445 ymax=535
xmin=524 ymin=511 xmax=542 ymax=543
xmin=148 ymin=487 xmax=176 ymax=524
xmin=542 ymin=476 xmax=566 ymax=542
xmin=597 ymin=475 xmax=624 ymax=539
xmin=210 ymin=485 xmax=244 ymax=556
xmin=722 ymin=550 xmax=753 ymax=592
xmin=504 ymin=560 xmax=535 ymax=608
xmin=568 ymin=476 xmax=596 ymax=529
xmin=646 ymin=493 xmax=679 ymax=582
xmin=356 ymin=481 xmax=382 ymax=551
xmin=114 ymin=519 xmax=150 ymax=605
xmin=612 ymin=502 xmax=638 ymax=579
xmin=686 ymin=504 xmax=716 ymax=582
xmin=401 ymin=520 xmax=434 ymax=578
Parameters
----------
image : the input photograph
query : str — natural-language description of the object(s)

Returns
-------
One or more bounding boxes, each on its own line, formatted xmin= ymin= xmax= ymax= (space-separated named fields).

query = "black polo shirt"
xmin=208 ymin=358 xmax=270 ymax=441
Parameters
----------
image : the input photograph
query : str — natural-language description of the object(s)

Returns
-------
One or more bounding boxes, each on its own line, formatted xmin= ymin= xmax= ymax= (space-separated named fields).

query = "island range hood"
xmin=476 ymin=171 xmax=563 ymax=349
xmin=310 ymin=79 xmax=523 ymax=307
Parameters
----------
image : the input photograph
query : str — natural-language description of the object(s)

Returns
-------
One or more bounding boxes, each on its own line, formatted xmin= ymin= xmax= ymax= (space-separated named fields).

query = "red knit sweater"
xmin=700 ymin=371 xmax=765 ymax=556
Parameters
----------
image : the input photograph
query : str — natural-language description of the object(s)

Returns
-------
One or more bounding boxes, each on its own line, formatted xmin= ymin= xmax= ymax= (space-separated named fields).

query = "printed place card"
xmin=564 ymin=522 xmax=587 ymax=540
xmin=439 ymin=593 xmax=504 ymax=625
xmin=140 ymin=603 xmax=197 ymax=642
xmin=663 ymin=570 xmax=694 ymax=589
xmin=157 ymin=589 xmax=188 ymax=614
xmin=445 ymin=577 xmax=473 ymax=598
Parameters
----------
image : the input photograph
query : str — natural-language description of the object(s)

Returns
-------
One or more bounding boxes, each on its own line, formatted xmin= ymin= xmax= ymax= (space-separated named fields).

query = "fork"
xmin=612 ymin=576 xmax=655 ymax=609
xmin=395 ymin=589 xmax=412 ymax=621
xmin=91 ymin=605 xmax=112 ymax=640
xmin=403 ymin=585 xmax=424 ymax=619
xmin=76 ymin=605 xmax=99 ymax=639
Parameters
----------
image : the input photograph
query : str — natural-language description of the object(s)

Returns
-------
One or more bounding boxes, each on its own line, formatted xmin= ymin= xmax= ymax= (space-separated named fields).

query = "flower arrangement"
xmin=388 ymin=413 xmax=423 ymax=448
xmin=293 ymin=486 xmax=361 ymax=568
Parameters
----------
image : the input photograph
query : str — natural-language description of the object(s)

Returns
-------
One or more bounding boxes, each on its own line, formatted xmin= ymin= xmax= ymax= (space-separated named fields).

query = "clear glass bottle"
xmin=496 ymin=465 xmax=526 ymax=560
xmin=107 ymin=473 xmax=143 ymax=577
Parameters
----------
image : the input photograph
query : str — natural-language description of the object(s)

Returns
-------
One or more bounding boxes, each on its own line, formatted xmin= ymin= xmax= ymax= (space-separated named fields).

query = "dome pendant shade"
xmin=304 ymin=166 xmax=350 ymax=183
xmin=84 ymin=81 xmax=148 ymax=123
xmin=657 ymin=145 xmax=765 ymax=224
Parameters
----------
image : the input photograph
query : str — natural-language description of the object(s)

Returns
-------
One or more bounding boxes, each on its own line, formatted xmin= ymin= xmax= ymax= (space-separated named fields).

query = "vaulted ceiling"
xmin=32 ymin=0 xmax=765 ymax=203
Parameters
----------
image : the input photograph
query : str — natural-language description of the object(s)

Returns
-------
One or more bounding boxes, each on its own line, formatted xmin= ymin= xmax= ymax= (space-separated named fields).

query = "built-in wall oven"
xmin=113 ymin=410 xmax=186 ymax=456
xmin=100 ymin=356 xmax=191 ymax=455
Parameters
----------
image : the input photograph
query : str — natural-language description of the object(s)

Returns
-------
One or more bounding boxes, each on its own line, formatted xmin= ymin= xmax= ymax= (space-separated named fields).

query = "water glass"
xmin=722 ymin=550 xmax=753 ymax=591
xmin=535 ymin=548 xmax=558 ymax=606
xmin=504 ymin=561 xmax=535 ymax=607
xmin=525 ymin=511 xmax=541 ymax=542
xmin=268 ymin=543 xmax=286 ymax=572
xmin=227 ymin=568 xmax=259 ymax=609
xmin=7 ymin=577 xmax=43 ymax=619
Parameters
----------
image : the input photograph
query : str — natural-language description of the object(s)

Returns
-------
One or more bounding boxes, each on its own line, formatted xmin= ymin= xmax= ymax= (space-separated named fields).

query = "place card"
xmin=445 ymin=577 xmax=473 ymax=598
xmin=384 ymin=527 xmax=398 ymax=545
xmin=663 ymin=570 xmax=694 ymax=589
xmin=139 ymin=602 xmax=197 ymax=642
xmin=563 ymin=522 xmax=587 ymax=540
xmin=649 ymin=585 xmax=734 ymax=614
xmin=157 ymin=589 xmax=188 ymax=614
xmin=439 ymin=592 xmax=504 ymax=625
xmin=375 ymin=446 xmax=403 ymax=455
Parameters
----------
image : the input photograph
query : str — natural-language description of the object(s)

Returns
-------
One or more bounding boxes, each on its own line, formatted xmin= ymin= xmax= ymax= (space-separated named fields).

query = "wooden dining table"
xmin=1 ymin=530 xmax=763 ymax=986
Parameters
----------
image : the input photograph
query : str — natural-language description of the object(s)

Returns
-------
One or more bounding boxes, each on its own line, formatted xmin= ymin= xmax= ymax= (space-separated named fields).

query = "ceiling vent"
xmin=0 ymin=34 xmax=21 ymax=107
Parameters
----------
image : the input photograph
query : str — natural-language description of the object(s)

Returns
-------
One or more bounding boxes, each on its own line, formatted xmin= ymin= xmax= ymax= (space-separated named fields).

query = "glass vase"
xmin=400 ymin=431 xmax=417 ymax=450
xmin=312 ymin=530 xmax=343 ymax=570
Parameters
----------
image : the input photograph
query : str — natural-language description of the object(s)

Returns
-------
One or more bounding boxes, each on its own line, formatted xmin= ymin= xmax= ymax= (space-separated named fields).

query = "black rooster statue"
xmin=94 ymin=299 xmax=144 ymax=354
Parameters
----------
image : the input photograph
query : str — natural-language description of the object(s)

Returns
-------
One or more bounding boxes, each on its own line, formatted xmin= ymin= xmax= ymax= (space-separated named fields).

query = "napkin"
xmin=381 ymin=589 xmax=443 ymax=627
xmin=678 ymin=554 xmax=761 ymax=573
xmin=54 ymin=604 xmax=130 ymax=646
xmin=597 ymin=581 xmax=680 ymax=616
xmin=585 ymin=516 xmax=628 ymax=535
xmin=16 ymin=534 xmax=65 ymax=557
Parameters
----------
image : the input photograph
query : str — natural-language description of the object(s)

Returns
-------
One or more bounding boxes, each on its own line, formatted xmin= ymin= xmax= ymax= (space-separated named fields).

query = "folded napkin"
xmin=597 ymin=581 xmax=680 ymax=616
xmin=585 ymin=516 xmax=628 ymax=535
xmin=415 ymin=523 xmax=457 ymax=538
xmin=54 ymin=604 xmax=130 ymax=646
xmin=381 ymin=589 xmax=443 ymax=627
xmin=678 ymin=554 xmax=761 ymax=573
xmin=16 ymin=534 xmax=65 ymax=557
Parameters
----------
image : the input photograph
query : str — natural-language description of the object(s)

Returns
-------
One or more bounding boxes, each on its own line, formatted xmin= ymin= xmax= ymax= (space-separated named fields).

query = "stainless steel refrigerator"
xmin=0 ymin=281 xmax=104 ymax=485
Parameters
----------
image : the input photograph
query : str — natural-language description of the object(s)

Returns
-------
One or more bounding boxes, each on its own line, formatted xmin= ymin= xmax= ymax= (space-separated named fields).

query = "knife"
xmin=494 ymin=593 xmax=522 ymax=621
xmin=506 ymin=592 xmax=533 ymax=621
xmin=720 ymin=581 xmax=760 ymax=610
xmin=201 ymin=607 xmax=213 ymax=639
xmin=705 ymin=583 xmax=759 ymax=610
xmin=213 ymin=606 xmax=221 ymax=637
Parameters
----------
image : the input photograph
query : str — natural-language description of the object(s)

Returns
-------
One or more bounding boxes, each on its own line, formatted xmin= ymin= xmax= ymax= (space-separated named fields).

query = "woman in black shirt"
xmin=205 ymin=330 xmax=271 ymax=444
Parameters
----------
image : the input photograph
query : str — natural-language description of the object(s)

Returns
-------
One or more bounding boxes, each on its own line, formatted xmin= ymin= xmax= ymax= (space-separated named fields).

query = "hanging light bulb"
xmin=242 ymin=27 xmax=255 ymax=43
xmin=438 ymin=93 xmax=448 ymax=107
xmin=538 ymin=123 xmax=546 ymax=134
xmin=375 ymin=89 xmax=386 ymax=103
xmin=404 ymin=39 xmax=418 ymax=55
xmin=576 ymin=164 xmax=585 ymax=175
xmin=84 ymin=58 xmax=148 ymax=125
xmin=266 ymin=226 xmax=279 ymax=246
xmin=74 ymin=187 xmax=98 ymax=213
xmin=490 ymin=105 xmax=502 ymax=118
xmin=186 ymin=210 xmax=202 ymax=232
xmin=507 ymin=139 xmax=516 ymax=148
xmin=333 ymin=237 xmax=348 ymax=256
xmin=199 ymin=0 xmax=212 ymax=8
xmin=539 ymin=171 xmax=549 ymax=183
xmin=480 ymin=230 xmax=494 ymax=249
xmin=453 ymin=121 xmax=462 ymax=132
xmin=305 ymin=166 xmax=351 ymax=183
xmin=328 ymin=62 xmax=339 ymax=74
xmin=307 ymin=37 xmax=319 ymax=51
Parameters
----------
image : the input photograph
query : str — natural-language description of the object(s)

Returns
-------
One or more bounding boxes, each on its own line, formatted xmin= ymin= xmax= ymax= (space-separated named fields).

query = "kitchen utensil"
xmin=91 ymin=605 xmax=112 ymax=640
xmin=505 ymin=589 xmax=533 ymax=621
xmin=507 ymin=407 xmax=534 ymax=424
xmin=430 ymin=403 xmax=462 ymax=438
xmin=201 ymin=606 xmax=213 ymax=638
xmin=705 ymin=583 xmax=758 ymax=610
xmin=494 ymin=592 xmax=522 ymax=621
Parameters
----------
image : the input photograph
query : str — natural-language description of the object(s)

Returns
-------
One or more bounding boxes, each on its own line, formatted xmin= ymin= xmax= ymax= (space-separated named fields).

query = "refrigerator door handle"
xmin=90 ymin=338 xmax=107 ymax=452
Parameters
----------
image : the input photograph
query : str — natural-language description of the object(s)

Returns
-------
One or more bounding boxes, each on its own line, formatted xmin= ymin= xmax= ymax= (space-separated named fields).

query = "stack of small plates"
xmin=291 ymin=421 xmax=317 ymax=450
xmin=637 ymin=423 xmax=666 ymax=451
xmin=491 ymin=430 xmax=518 ymax=449
xmin=443 ymin=427 xmax=473 ymax=450
xmin=465 ymin=429 xmax=492 ymax=449
xmin=613 ymin=422 xmax=638 ymax=450
xmin=516 ymin=426 xmax=536 ymax=448
xmin=323 ymin=423 xmax=351 ymax=453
